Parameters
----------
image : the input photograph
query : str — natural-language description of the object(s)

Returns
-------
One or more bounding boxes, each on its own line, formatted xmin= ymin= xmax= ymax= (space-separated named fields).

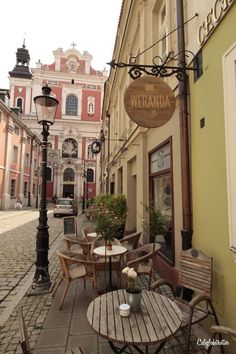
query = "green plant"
xmin=92 ymin=194 xmax=127 ymax=242
xmin=144 ymin=199 xmax=169 ymax=241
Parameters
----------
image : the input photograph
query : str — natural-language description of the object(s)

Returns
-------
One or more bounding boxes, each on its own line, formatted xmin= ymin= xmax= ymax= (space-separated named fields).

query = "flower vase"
xmin=126 ymin=287 xmax=142 ymax=311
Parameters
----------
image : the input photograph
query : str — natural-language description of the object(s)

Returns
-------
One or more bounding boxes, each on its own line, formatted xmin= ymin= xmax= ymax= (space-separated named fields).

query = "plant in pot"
xmin=122 ymin=266 xmax=142 ymax=311
xmin=93 ymin=194 xmax=127 ymax=247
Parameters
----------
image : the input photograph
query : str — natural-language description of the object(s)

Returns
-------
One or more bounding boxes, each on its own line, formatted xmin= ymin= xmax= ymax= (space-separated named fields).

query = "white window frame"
xmin=87 ymin=96 xmax=95 ymax=115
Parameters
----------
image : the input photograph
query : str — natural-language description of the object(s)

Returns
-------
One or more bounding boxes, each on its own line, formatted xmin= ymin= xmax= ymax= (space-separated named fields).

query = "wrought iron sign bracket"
xmin=107 ymin=51 xmax=197 ymax=82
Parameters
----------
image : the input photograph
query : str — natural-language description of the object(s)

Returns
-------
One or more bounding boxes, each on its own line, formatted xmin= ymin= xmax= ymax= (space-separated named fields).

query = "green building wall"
xmin=189 ymin=4 xmax=236 ymax=350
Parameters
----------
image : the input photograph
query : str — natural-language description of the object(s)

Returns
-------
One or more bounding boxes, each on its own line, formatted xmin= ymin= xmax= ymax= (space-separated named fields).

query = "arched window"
xmin=46 ymin=167 xmax=52 ymax=181
xmin=86 ymin=168 xmax=94 ymax=183
xmin=62 ymin=138 xmax=78 ymax=158
xmin=66 ymin=95 xmax=78 ymax=115
xmin=63 ymin=168 xmax=75 ymax=182
xmin=16 ymin=97 xmax=23 ymax=111
xmin=87 ymin=96 xmax=95 ymax=115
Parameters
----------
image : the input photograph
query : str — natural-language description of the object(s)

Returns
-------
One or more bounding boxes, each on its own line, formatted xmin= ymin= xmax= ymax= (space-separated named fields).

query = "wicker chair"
xmin=63 ymin=236 xmax=92 ymax=259
xmin=125 ymin=242 xmax=161 ymax=289
xmin=81 ymin=225 xmax=97 ymax=242
xmin=52 ymin=250 xmax=98 ymax=310
xmin=151 ymin=248 xmax=222 ymax=354
xmin=119 ymin=231 xmax=142 ymax=251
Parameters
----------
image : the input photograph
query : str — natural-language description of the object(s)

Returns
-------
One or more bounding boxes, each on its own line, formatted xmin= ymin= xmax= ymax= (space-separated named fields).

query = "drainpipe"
xmin=176 ymin=0 xmax=193 ymax=250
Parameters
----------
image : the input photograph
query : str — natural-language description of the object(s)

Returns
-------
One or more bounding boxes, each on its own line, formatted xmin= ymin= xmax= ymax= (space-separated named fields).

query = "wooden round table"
xmin=93 ymin=245 xmax=127 ymax=291
xmin=87 ymin=289 xmax=182 ymax=353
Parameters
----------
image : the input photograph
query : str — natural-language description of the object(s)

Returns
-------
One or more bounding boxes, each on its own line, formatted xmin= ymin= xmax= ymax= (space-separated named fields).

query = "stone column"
xmin=18 ymin=132 xmax=27 ymax=201
xmin=2 ymin=118 xmax=14 ymax=210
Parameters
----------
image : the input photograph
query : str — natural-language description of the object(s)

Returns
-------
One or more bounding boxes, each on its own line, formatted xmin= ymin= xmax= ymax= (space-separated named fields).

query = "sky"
xmin=0 ymin=0 xmax=123 ymax=88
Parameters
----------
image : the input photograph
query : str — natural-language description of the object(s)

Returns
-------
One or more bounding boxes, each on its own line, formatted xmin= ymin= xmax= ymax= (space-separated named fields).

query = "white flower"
xmin=122 ymin=267 xmax=130 ymax=274
xmin=128 ymin=268 xmax=137 ymax=279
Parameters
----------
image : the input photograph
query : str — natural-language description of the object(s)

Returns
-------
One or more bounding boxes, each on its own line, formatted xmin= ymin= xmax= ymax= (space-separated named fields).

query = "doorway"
xmin=63 ymin=185 xmax=74 ymax=198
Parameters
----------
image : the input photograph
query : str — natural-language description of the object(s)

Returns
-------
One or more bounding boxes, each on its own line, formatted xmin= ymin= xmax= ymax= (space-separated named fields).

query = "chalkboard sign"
xmin=63 ymin=216 xmax=77 ymax=237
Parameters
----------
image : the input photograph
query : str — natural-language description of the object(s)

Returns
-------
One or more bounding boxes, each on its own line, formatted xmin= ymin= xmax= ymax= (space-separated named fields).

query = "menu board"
xmin=63 ymin=216 xmax=77 ymax=236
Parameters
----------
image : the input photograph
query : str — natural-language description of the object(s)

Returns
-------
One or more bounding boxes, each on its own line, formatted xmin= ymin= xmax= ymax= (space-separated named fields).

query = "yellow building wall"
xmin=189 ymin=4 xmax=236 ymax=345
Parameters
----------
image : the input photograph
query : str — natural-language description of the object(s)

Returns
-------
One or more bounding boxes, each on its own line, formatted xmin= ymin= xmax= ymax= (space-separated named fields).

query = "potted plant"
xmin=122 ymin=266 xmax=142 ymax=311
xmin=92 ymin=194 xmax=127 ymax=249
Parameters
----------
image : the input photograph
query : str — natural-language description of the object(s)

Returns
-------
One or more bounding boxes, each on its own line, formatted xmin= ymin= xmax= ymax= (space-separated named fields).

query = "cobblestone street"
xmin=0 ymin=207 xmax=65 ymax=353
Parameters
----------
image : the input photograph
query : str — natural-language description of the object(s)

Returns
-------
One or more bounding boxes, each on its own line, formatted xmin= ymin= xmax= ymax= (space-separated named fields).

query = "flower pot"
xmin=126 ymin=287 xmax=142 ymax=311
xmin=107 ymin=243 xmax=112 ymax=251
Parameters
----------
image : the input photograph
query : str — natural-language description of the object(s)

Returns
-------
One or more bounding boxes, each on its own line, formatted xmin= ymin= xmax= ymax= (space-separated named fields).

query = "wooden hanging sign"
xmin=124 ymin=76 xmax=176 ymax=128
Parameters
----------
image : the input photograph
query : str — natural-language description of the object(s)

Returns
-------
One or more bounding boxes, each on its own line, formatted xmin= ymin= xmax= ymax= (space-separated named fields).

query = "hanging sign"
xmin=124 ymin=76 xmax=176 ymax=128
xmin=91 ymin=139 xmax=101 ymax=154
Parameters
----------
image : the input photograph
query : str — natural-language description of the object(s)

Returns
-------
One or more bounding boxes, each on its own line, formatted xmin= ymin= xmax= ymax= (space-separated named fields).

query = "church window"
xmin=66 ymin=95 xmax=78 ymax=115
xmin=46 ymin=167 xmax=52 ymax=181
xmin=87 ymin=144 xmax=94 ymax=159
xmin=64 ymin=168 xmax=75 ymax=182
xmin=62 ymin=138 xmax=78 ymax=158
xmin=16 ymin=97 xmax=23 ymax=111
xmin=87 ymin=96 xmax=95 ymax=115
xmin=86 ymin=168 xmax=94 ymax=183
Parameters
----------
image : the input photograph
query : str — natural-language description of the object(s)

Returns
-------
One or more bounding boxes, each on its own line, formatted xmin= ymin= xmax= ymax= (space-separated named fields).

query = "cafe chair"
xmin=126 ymin=242 xmax=160 ymax=289
xmin=18 ymin=307 xmax=32 ymax=354
xmin=151 ymin=248 xmax=222 ymax=354
xmin=119 ymin=231 xmax=142 ymax=251
xmin=63 ymin=236 xmax=92 ymax=259
xmin=52 ymin=250 xmax=98 ymax=310
xmin=205 ymin=325 xmax=236 ymax=353
xmin=82 ymin=225 xmax=97 ymax=242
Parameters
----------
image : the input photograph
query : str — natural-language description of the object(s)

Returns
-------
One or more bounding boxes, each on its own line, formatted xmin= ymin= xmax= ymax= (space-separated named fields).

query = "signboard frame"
xmin=62 ymin=216 xmax=77 ymax=237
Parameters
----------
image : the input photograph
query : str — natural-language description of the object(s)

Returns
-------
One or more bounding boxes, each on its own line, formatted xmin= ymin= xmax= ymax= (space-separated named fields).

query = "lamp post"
xmin=28 ymin=85 xmax=59 ymax=295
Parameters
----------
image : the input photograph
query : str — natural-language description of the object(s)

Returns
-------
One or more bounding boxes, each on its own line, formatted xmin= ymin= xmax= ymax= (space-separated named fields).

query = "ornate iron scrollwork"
xmin=108 ymin=51 xmax=197 ymax=82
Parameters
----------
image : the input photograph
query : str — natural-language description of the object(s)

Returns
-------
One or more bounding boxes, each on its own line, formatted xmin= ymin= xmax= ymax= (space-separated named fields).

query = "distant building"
xmin=0 ymin=92 xmax=41 ymax=210
xmin=8 ymin=42 xmax=107 ymax=202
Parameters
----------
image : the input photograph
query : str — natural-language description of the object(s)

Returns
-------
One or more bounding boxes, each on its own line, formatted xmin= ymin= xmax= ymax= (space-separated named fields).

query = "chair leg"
xmin=52 ymin=278 xmax=63 ymax=298
xmin=59 ymin=281 xmax=70 ymax=310
xmin=186 ymin=307 xmax=194 ymax=353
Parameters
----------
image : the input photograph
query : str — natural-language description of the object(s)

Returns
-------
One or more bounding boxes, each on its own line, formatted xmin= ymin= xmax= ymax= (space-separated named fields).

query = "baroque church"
xmin=8 ymin=42 xmax=107 ymax=203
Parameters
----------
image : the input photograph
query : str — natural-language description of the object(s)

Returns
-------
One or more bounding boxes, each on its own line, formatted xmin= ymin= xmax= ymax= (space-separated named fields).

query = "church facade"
xmin=8 ymin=43 xmax=107 ymax=204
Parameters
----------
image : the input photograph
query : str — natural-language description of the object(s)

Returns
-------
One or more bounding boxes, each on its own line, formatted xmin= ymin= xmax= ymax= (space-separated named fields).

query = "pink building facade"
xmin=0 ymin=92 xmax=41 ymax=210
xmin=8 ymin=44 xmax=107 ymax=203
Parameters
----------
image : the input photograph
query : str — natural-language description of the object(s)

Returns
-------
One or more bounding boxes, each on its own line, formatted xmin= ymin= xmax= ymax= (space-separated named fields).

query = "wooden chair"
xmin=206 ymin=325 xmax=236 ymax=353
xmin=52 ymin=250 xmax=98 ymax=310
xmin=64 ymin=235 xmax=92 ymax=259
xmin=81 ymin=225 xmax=97 ymax=242
xmin=125 ymin=243 xmax=160 ymax=289
xmin=18 ymin=307 xmax=32 ymax=354
xmin=151 ymin=248 xmax=222 ymax=354
xmin=119 ymin=231 xmax=142 ymax=251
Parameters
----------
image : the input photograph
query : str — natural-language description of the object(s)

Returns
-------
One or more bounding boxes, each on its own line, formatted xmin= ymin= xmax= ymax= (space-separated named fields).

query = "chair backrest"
xmin=178 ymin=248 xmax=212 ymax=296
xmin=82 ymin=226 xmax=96 ymax=239
xmin=18 ymin=307 xmax=32 ymax=354
xmin=58 ymin=251 xmax=71 ymax=280
xmin=120 ymin=231 xmax=142 ymax=250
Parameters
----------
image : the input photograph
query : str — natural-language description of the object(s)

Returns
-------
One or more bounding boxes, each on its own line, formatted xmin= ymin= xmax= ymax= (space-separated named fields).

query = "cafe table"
xmin=87 ymin=289 xmax=182 ymax=353
xmin=93 ymin=245 xmax=127 ymax=291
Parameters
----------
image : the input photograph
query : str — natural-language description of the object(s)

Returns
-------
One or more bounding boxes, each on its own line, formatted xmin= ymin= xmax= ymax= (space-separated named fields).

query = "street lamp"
xmin=28 ymin=85 xmax=59 ymax=295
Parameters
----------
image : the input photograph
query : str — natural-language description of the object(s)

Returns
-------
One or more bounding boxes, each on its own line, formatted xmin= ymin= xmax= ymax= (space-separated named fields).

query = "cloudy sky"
xmin=0 ymin=0 xmax=123 ymax=88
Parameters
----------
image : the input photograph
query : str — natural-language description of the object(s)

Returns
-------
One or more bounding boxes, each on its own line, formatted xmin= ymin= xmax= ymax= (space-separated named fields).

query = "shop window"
xmin=10 ymin=179 xmax=16 ymax=197
xmin=63 ymin=168 xmax=75 ymax=182
xmin=66 ymin=95 xmax=78 ymax=115
xmin=149 ymin=140 xmax=174 ymax=263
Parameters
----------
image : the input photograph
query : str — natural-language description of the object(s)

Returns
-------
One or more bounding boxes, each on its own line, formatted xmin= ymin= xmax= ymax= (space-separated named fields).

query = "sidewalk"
xmin=0 ymin=213 xmax=219 ymax=354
